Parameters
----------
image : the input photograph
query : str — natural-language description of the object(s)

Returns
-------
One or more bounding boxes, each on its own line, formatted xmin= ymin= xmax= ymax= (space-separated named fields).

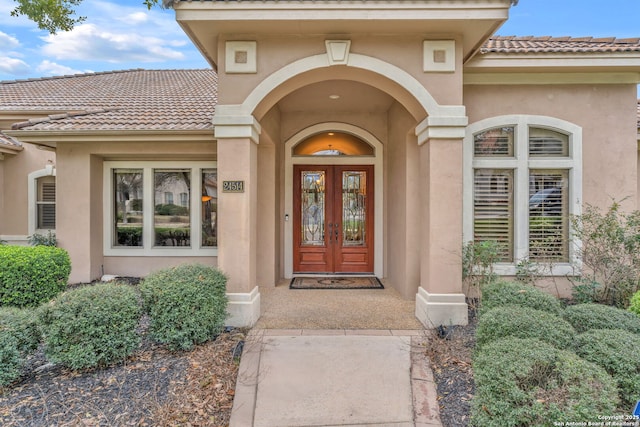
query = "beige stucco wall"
xmin=465 ymin=84 xmax=638 ymax=210
xmin=55 ymin=139 xmax=216 ymax=283
xmin=217 ymin=34 xmax=463 ymax=117
xmin=0 ymin=145 xmax=55 ymax=240
xmin=386 ymin=102 xmax=421 ymax=299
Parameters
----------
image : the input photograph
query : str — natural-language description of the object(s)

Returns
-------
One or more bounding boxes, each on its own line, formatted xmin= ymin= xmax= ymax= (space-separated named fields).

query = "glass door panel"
xmin=301 ymin=171 xmax=326 ymax=246
xmin=342 ymin=171 xmax=366 ymax=246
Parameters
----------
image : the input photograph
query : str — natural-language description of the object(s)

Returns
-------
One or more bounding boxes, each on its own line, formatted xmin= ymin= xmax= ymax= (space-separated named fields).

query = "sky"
xmin=0 ymin=0 xmax=640 ymax=82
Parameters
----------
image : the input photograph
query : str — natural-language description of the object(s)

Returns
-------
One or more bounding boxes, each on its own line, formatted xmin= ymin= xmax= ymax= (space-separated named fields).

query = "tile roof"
xmin=482 ymin=36 xmax=640 ymax=54
xmin=0 ymin=69 xmax=217 ymax=132
xmin=0 ymin=131 xmax=23 ymax=150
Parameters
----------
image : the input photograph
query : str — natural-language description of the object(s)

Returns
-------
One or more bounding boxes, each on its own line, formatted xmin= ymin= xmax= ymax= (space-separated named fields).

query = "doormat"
xmin=290 ymin=276 xmax=384 ymax=290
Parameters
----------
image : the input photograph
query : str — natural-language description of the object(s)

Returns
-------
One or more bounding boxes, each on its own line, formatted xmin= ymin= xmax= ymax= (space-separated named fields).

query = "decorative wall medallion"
xmin=225 ymin=41 xmax=257 ymax=74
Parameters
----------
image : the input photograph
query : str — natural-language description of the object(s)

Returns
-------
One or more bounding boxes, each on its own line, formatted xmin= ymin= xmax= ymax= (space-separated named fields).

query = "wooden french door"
xmin=293 ymin=165 xmax=374 ymax=273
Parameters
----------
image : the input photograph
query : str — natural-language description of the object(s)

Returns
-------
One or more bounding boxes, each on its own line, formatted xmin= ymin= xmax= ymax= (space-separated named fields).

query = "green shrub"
xmin=0 ymin=307 xmax=40 ymax=387
xmin=563 ymin=303 xmax=640 ymax=334
xmin=570 ymin=202 xmax=640 ymax=307
xmin=630 ymin=290 xmax=640 ymax=317
xmin=0 ymin=307 xmax=40 ymax=354
xmin=28 ymin=230 xmax=57 ymax=247
xmin=472 ymin=338 xmax=619 ymax=427
xmin=140 ymin=264 xmax=228 ymax=351
xmin=38 ymin=283 xmax=141 ymax=370
xmin=462 ymin=240 xmax=501 ymax=291
xmin=573 ymin=329 xmax=640 ymax=407
xmin=476 ymin=306 xmax=575 ymax=350
xmin=480 ymin=281 xmax=563 ymax=316
xmin=0 ymin=332 xmax=21 ymax=387
xmin=154 ymin=203 xmax=189 ymax=216
xmin=0 ymin=245 xmax=70 ymax=308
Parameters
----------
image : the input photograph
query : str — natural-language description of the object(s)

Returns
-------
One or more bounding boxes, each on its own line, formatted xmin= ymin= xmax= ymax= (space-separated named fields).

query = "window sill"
xmin=104 ymin=247 xmax=218 ymax=257
xmin=493 ymin=262 xmax=579 ymax=277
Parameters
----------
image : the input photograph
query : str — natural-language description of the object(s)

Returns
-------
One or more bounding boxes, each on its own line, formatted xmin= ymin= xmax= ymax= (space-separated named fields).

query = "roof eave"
xmin=5 ymin=129 xmax=216 ymax=148
xmin=465 ymin=52 xmax=640 ymax=73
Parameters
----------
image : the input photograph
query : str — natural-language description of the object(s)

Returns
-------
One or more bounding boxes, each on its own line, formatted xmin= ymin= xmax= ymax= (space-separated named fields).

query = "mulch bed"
xmin=425 ymin=304 xmax=478 ymax=427
xmin=0 ymin=325 xmax=246 ymax=427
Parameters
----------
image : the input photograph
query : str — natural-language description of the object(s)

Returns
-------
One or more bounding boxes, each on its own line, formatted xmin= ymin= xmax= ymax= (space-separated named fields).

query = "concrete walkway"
xmin=230 ymin=329 xmax=442 ymax=427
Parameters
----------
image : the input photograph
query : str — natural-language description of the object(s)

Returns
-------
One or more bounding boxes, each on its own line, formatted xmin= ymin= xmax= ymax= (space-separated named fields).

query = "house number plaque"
xmin=222 ymin=180 xmax=245 ymax=193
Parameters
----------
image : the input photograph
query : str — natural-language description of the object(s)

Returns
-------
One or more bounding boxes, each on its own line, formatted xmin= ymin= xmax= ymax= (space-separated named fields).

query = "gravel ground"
xmin=425 ymin=305 xmax=478 ymax=427
xmin=0 ymin=325 xmax=246 ymax=427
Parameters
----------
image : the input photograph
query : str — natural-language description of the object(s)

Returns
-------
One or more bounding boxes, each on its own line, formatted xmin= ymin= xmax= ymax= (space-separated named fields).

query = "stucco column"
xmin=56 ymin=147 xmax=103 ymax=283
xmin=214 ymin=114 xmax=261 ymax=327
xmin=415 ymin=117 xmax=468 ymax=327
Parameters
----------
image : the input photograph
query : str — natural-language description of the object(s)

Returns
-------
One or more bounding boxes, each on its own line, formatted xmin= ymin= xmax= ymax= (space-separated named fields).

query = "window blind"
xmin=473 ymin=169 xmax=513 ymax=262
xmin=528 ymin=170 xmax=568 ymax=261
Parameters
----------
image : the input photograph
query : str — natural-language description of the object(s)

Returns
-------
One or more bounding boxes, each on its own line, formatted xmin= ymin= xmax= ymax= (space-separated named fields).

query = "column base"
xmin=226 ymin=286 xmax=261 ymax=327
xmin=415 ymin=287 xmax=468 ymax=328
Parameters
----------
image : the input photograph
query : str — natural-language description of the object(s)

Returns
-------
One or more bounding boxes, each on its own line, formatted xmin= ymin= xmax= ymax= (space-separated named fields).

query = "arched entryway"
xmin=214 ymin=47 xmax=469 ymax=328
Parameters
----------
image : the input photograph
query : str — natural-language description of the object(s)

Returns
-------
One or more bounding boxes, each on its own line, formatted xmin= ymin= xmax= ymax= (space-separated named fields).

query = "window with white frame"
xmin=104 ymin=161 xmax=217 ymax=256
xmin=463 ymin=116 xmax=582 ymax=275
xmin=28 ymin=166 xmax=56 ymax=236
xmin=36 ymin=176 xmax=56 ymax=230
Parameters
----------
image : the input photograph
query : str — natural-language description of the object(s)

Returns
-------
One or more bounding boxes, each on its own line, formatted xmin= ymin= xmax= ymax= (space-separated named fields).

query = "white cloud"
xmin=122 ymin=11 xmax=149 ymax=25
xmin=0 ymin=56 xmax=30 ymax=75
xmin=41 ymin=23 xmax=185 ymax=63
xmin=0 ymin=31 xmax=20 ymax=51
xmin=36 ymin=60 xmax=82 ymax=76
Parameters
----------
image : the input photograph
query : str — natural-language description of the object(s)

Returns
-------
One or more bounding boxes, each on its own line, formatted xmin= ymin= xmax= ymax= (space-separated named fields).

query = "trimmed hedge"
xmin=0 ymin=307 xmax=40 ymax=355
xmin=0 ymin=245 xmax=70 ymax=308
xmin=563 ymin=303 xmax=640 ymax=334
xmin=472 ymin=338 xmax=619 ymax=427
xmin=140 ymin=264 xmax=228 ymax=351
xmin=480 ymin=281 xmax=563 ymax=316
xmin=38 ymin=283 xmax=141 ymax=370
xmin=630 ymin=290 xmax=640 ymax=317
xmin=0 ymin=332 xmax=21 ymax=387
xmin=0 ymin=307 xmax=41 ymax=387
xmin=476 ymin=306 xmax=575 ymax=350
xmin=573 ymin=329 xmax=640 ymax=407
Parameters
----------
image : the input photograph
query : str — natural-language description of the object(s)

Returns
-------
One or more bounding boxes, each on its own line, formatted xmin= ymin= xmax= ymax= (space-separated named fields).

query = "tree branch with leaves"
xmin=10 ymin=0 xmax=170 ymax=34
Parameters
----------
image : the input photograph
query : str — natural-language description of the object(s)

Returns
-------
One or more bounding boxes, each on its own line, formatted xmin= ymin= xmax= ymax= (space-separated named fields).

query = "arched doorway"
xmin=284 ymin=124 xmax=384 ymax=278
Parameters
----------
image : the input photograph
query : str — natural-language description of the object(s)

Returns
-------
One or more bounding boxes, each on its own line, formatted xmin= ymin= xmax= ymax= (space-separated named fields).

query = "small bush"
xmin=462 ymin=240 xmax=502 ymax=291
xmin=476 ymin=306 xmax=575 ymax=350
xmin=0 ymin=307 xmax=40 ymax=354
xmin=630 ymin=290 xmax=640 ymax=317
xmin=0 ymin=332 xmax=21 ymax=387
xmin=0 ymin=245 xmax=70 ymax=308
xmin=480 ymin=281 xmax=563 ymax=316
xmin=28 ymin=231 xmax=57 ymax=247
xmin=472 ymin=338 xmax=619 ymax=427
xmin=563 ymin=303 xmax=640 ymax=334
xmin=573 ymin=329 xmax=640 ymax=407
xmin=570 ymin=202 xmax=640 ymax=307
xmin=38 ymin=283 xmax=141 ymax=370
xmin=140 ymin=264 xmax=228 ymax=351
xmin=0 ymin=307 xmax=40 ymax=387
